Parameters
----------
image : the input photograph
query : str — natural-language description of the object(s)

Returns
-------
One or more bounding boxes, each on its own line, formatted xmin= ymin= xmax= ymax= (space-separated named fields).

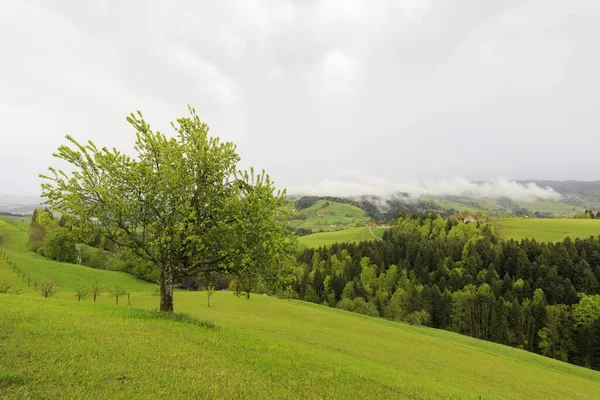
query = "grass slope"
xmin=2 ymin=291 xmax=600 ymax=399
xmin=3 ymin=216 xmax=600 ymax=398
xmin=298 ymin=226 xmax=386 ymax=248
xmin=493 ymin=218 xmax=600 ymax=242
xmin=287 ymin=200 xmax=370 ymax=232
xmin=0 ymin=217 xmax=155 ymax=293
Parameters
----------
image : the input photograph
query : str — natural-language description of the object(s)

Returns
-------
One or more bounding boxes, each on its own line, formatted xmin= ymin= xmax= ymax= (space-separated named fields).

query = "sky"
xmin=1 ymin=0 xmax=599 ymax=198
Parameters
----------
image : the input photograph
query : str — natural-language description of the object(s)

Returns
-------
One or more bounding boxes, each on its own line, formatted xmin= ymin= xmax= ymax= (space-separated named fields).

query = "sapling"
xmin=90 ymin=279 xmax=102 ymax=302
xmin=75 ymin=286 xmax=89 ymax=302
xmin=111 ymin=283 xmax=127 ymax=305
xmin=40 ymin=280 xmax=57 ymax=298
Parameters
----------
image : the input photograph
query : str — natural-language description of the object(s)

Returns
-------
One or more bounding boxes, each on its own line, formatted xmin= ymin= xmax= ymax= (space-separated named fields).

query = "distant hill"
xmin=287 ymin=200 xmax=371 ymax=232
xmin=0 ymin=195 xmax=42 ymax=214
xmin=517 ymin=180 xmax=600 ymax=209
xmin=291 ymin=181 xmax=600 ymax=223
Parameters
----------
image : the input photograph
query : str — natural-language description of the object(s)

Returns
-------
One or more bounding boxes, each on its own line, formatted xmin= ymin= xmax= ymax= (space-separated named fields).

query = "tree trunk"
xmin=160 ymin=265 xmax=174 ymax=312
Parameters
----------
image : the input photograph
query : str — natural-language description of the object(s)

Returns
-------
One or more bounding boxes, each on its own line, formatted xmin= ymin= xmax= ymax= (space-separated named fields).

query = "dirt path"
xmin=368 ymin=226 xmax=381 ymax=240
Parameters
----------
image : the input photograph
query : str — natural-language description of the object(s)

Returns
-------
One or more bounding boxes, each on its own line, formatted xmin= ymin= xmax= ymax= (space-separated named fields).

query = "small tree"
xmin=111 ymin=283 xmax=127 ymax=305
xmin=0 ymin=279 xmax=10 ymax=294
xmin=207 ymin=285 xmax=216 ymax=307
xmin=75 ymin=286 xmax=89 ymax=302
xmin=40 ymin=280 xmax=57 ymax=298
xmin=126 ymin=290 xmax=132 ymax=306
xmin=90 ymin=279 xmax=102 ymax=302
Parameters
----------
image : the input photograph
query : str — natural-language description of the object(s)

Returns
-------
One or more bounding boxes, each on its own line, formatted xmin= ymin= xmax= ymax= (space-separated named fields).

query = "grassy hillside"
xmin=0 ymin=216 xmax=155 ymax=293
xmin=3 ymin=218 xmax=600 ymax=398
xmin=3 ymin=292 xmax=600 ymax=399
xmin=493 ymin=218 xmax=600 ymax=242
xmin=298 ymin=226 xmax=386 ymax=248
xmin=426 ymin=196 xmax=585 ymax=217
xmin=288 ymin=200 xmax=370 ymax=232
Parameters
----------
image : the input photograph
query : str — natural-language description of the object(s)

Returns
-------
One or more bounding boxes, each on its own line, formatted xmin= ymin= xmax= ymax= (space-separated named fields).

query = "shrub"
xmin=40 ymin=280 xmax=57 ymax=298
xmin=352 ymin=297 xmax=379 ymax=317
xmin=75 ymin=286 xmax=89 ymax=302
xmin=336 ymin=298 xmax=355 ymax=312
xmin=111 ymin=283 xmax=127 ymax=305
xmin=90 ymin=279 xmax=103 ymax=302
xmin=0 ymin=279 xmax=10 ymax=294
xmin=405 ymin=310 xmax=431 ymax=326
xmin=43 ymin=228 xmax=77 ymax=263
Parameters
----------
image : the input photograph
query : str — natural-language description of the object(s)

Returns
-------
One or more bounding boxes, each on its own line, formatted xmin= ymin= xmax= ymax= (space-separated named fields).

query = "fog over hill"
xmin=291 ymin=177 xmax=563 ymax=202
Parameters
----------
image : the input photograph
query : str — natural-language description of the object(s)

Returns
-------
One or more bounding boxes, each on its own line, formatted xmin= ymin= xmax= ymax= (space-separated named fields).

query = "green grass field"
xmin=517 ymin=200 xmax=583 ymax=216
xmin=0 ymin=217 xmax=155 ymax=293
xmin=493 ymin=218 xmax=600 ymax=242
xmin=298 ymin=226 xmax=386 ymax=248
xmin=3 ymin=216 xmax=600 ymax=398
xmin=287 ymin=200 xmax=370 ymax=232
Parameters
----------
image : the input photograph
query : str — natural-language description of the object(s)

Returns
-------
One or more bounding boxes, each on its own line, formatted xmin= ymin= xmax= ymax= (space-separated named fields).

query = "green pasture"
xmin=298 ymin=226 xmax=386 ymax=248
xmin=287 ymin=200 xmax=370 ymax=232
xmin=493 ymin=218 xmax=600 ymax=242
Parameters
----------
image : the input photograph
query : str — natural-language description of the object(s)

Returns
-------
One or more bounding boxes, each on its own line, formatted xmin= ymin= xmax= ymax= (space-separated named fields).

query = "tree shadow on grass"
xmin=122 ymin=308 xmax=221 ymax=330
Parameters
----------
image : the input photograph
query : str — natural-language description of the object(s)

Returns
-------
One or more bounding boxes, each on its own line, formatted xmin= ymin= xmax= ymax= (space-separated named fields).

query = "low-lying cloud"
xmin=290 ymin=176 xmax=562 ymax=202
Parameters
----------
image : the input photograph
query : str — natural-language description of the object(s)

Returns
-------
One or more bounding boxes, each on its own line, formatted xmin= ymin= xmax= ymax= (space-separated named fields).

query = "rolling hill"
xmin=0 ymin=216 xmax=155 ymax=293
xmin=287 ymin=200 xmax=371 ymax=232
xmin=2 ymin=216 xmax=600 ymax=398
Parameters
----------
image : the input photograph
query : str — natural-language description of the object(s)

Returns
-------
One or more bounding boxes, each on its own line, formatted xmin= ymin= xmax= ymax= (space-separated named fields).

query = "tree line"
xmin=292 ymin=213 xmax=600 ymax=370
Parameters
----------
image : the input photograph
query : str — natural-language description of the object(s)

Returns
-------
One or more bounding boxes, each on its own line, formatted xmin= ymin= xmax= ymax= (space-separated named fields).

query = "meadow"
xmin=3 ymin=215 xmax=600 ymax=399
xmin=493 ymin=218 xmax=600 ymax=242
xmin=287 ymin=200 xmax=370 ymax=232
xmin=297 ymin=226 xmax=386 ymax=248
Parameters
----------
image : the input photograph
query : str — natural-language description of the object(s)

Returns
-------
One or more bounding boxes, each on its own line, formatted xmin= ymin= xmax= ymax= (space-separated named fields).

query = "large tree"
xmin=41 ymin=107 xmax=294 ymax=312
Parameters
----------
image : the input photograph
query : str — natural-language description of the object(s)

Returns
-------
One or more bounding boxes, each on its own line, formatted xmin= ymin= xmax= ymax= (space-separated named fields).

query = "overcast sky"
xmin=1 ymin=0 xmax=599 ymax=197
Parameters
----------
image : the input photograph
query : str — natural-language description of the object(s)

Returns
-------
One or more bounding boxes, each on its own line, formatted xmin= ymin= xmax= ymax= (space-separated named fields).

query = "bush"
xmin=0 ymin=279 xmax=10 ymax=294
xmin=336 ymin=298 xmax=355 ymax=312
xmin=405 ymin=310 xmax=430 ymax=326
xmin=80 ymin=246 xmax=109 ymax=269
xmin=75 ymin=286 xmax=89 ymax=302
xmin=352 ymin=297 xmax=379 ymax=317
xmin=40 ymin=280 xmax=57 ymax=298
xmin=28 ymin=223 xmax=46 ymax=251
xmin=90 ymin=279 xmax=103 ymax=302
xmin=43 ymin=228 xmax=77 ymax=263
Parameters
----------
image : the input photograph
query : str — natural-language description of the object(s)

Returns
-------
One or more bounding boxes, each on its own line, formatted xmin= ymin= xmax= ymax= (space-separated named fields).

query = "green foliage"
xmin=39 ymin=280 xmax=57 ymax=298
xmin=110 ymin=283 xmax=127 ymax=305
xmin=352 ymin=297 xmax=379 ymax=317
xmin=42 ymin=228 xmax=77 ymax=263
xmin=89 ymin=279 xmax=103 ymax=302
xmin=75 ymin=286 xmax=89 ymax=302
xmin=41 ymin=107 xmax=294 ymax=312
xmin=0 ymin=278 xmax=10 ymax=293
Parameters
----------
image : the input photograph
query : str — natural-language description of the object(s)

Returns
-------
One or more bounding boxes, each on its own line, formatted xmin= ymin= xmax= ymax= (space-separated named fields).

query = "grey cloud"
xmin=291 ymin=176 xmax=562 ymax=201
xmin=1 ymin=0 xmax=599 ymax=196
